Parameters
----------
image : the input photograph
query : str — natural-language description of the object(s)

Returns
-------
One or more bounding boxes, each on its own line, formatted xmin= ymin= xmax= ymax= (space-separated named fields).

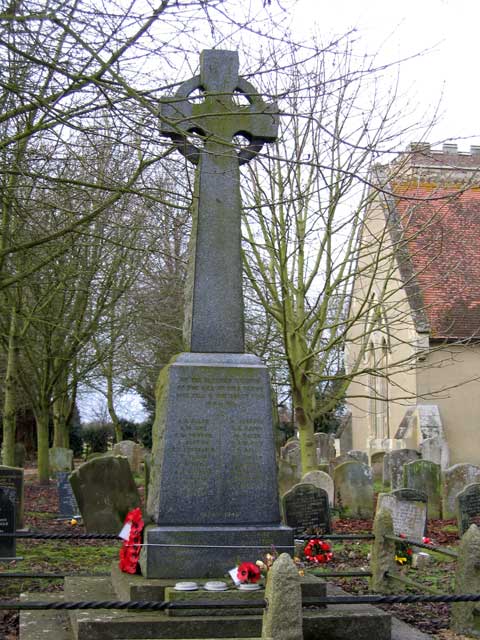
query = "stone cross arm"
xmin=159 ymin=50 xmax=278 ymax=165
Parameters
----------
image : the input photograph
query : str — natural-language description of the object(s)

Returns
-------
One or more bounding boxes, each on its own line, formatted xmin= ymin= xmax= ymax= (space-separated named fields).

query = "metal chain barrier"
xmin=2 ymin=592 xmax=480 ymax=611
xmin=383 ymin=534 xmax=458 ymax=558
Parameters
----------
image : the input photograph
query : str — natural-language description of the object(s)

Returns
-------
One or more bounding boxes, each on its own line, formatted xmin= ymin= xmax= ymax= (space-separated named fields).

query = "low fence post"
xmin=262 ymin=553 xmax=303 ymax=640
xmin=452 ymin=523 xmax=480 ymax=637
xmin=369 ymin=507 xmax=399 ymax=593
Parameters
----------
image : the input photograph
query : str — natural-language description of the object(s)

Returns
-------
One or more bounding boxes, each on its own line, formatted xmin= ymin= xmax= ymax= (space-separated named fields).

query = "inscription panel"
xmin=155 ymin=358 xmax=280 ymax=525
xmin=0 ymin=467 xmax=23 ymax=529
xmin=378 ymin=493 xmax=426 ymax=540
xmin=282 ymin=484 xmax=331 ymax=534
xmin=57 ymin=472 xmax=80 ymax=517
xmin=457 ymin=483 xmax=480 ymax=535
xmin=0 ymin=486 xmax=15 ymax=558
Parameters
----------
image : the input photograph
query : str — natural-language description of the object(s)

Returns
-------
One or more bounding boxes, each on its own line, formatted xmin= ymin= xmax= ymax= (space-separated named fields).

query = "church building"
xmin=345 ymin=143 xmax=480 ymax=466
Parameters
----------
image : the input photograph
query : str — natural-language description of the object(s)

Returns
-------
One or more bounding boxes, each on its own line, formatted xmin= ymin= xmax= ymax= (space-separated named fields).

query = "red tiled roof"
xmin=393 ymin=182 xmax=480 ymax=339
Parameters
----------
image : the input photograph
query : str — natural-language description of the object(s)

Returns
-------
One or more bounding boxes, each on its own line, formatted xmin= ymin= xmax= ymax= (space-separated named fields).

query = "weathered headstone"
xmin=420 ymin=435 xmax=450 ymax=470
xmin=70 ymin=456 xmax=140 ymax=533
xmin=456 ymin=483 xmax=480 ymax=536
xmin=140 ymin=49 xmax=292 ymax=579
xmin=278 ymin=458 xmax=300 ymax=496
xmin=403 ymin=459 xmax=442 ymax=519
xmin=112 ymin=440 xmax=143 ymax=474
xmin=280 ymin=438 xmax=300 ymax=460
xmin=443 ymin=463 xmax=480 ymax=520
xmin=49 ymin=447 xmax=74 ymax=474
xmin=56 ymin=472 xmax=80 ymax=518
xmin=347 ymin=449 xmax=368 ymax=465
xmin=282 ymin=442 xmax=301 ymax=470
xmin=262 ymin=553 xmax=303 ymax=640
xmin=301 ymin=470 xmax=334 ymax=505
xmin=371 ymin=451 xmax=386 ymax=482
xmin=0 ymin=486 xmax=15 ymax=559
xmin=452 ymin=524 xmax=480 ymax=636
xmin=14 ymin=443 xmax=26 ymax=468
xmin=282 ymin=484 xmax=331 ymax=535
xmin=385 ymin=448 xmax=420 ymax=490
xmin=314 ymin=432 xmax=335 ymax=464
xmin=377 ymin=488 xmax=427 ymax=541
xmin=0 ymin=466 xmax=24 ymax=530
xmin=333 ymin=461 xmax=373 ymax=519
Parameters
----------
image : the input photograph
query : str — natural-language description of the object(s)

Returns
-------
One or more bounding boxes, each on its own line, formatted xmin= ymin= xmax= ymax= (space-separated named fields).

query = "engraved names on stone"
xmin=56 ymin=472 xmax=80 ymax=518
xmin=0 ymin=466 xmax=24 ymax=530
xmin=0 ymin=486 xmax=15 ymax=559
xmin=456 ymin=482 xmax=480 ymax=536
xmin=377 ymin=489 xmax=427 ymax=541
xmin=282 ymin=484 xmax=331 ymax=535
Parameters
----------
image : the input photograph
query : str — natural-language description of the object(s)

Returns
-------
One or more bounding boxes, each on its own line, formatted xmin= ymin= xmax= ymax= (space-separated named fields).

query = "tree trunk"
xmin=2 ymin=307 xmax=18 ymax=467
xmin=292 ymin=381 xmax=318 ymax=473
xmin=107 ymin=373 xmax=122 ymax=443
xmin=35 ymin=404 xmax=50 ymax=484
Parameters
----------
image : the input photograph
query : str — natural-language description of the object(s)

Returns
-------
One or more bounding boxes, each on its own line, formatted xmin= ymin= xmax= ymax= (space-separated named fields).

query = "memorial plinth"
xmin=140 ymin=353 xmax=292 ymax=578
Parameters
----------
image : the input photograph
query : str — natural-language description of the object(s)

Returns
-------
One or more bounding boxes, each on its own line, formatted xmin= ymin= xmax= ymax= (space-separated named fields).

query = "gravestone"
xmin=420 ymin=435 xmax=450 ymax=470
xmin=0 ymin=486 xmax=15 ymax=559
xmin=314 ymin=432 xmax=335 ymax=463
xmin=456 ymin=483 xmax=480 ymax=536
xmin=282 ymin=483 xmax=331 ymax=535
xmin=49 ymin=447 xmax=74 ymax=474
xmin=140 ymin=49 xmax=292 ymax=579
xmin=377 ymin=488 xmax=427 ymax=541
xmin=14 ymin=443 xmax=26 ymax=468
xmin=333 ymin=461 xmax=373 ymax=519
xmin=347 ymin=449 xmax=368 ymax=465
xmin=403 ymin=459 xmax=442 ymax=519
xmin=443 ymin=463 xmax=480 ymax=520
xmin=301 ymin=470 xmax=334 ymax=505
xmin=70 ymin=456 xmax=140 ymax=533
xmin=278 ymin=458 xmax=300 ymax=496
xmin=112 ymin=440 xmax=143 ymax=474
xmin=0 ymin=466 xmax=24 ymax=529
xmin=282 ymin=442 xmax=301 ymax=470
xmin=280 ymin=438 xmax=300 ymax=459
xmin=371 ymin=451 xmax=386 ymax=482
xmin=332 ymin=453 xmax=355 ymax=468
xmin=385 ymin=448 xmax=420 ymax=490
xmin=56 ymin=472 xmax=80 ymax=518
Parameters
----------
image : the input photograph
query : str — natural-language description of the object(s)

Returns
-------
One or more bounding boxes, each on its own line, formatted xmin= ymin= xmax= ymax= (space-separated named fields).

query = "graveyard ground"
xmin=0 ymin=467 xmax=471 ymax=640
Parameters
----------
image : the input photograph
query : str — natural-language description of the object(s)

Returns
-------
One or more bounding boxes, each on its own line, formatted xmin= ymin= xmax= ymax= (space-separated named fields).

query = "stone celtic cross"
xmin=160 ymin=50 xmax=278 ymax=353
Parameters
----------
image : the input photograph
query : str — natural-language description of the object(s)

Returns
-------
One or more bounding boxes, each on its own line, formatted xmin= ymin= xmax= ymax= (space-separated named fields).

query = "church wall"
xmin=345 ymin=197 xmax=419 ymax=455
xmin=417 ymin=344 xmax=480 ymax=465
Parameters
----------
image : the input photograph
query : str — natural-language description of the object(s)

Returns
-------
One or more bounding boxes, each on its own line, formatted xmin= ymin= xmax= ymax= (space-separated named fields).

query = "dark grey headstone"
xmin=70 ymin=456 xmax=140 ymax=533
xmin=456 ymin=482 xmax=480 ymax=536
xmin=0 ymin=466 xmax=24 ymax=530
xmin=56 ymin=472 xmax=80 ymax=518
xmin=0 ymin=486 xmax=15 ymax=558
xmin=282 ymin=483 xmax=331 ymax=535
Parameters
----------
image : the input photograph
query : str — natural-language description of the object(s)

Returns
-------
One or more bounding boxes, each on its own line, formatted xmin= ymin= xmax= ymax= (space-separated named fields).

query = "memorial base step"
xmin=19 ymin=572 xmax=393 ymax=640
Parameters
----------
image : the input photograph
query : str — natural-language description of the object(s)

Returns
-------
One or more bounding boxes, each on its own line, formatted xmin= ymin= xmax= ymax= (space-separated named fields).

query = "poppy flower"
xmin=237 ymin=561 xmax=261 ymax=584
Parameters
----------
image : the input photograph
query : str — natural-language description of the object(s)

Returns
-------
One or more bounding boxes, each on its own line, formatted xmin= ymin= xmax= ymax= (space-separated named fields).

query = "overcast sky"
xmin=292 ymin=0 xmax=480 ymax=150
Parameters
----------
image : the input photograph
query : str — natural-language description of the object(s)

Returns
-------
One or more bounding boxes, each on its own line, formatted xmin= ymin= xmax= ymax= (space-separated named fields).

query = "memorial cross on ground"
xmin=160 ymin=49 xmax=278 ymax=353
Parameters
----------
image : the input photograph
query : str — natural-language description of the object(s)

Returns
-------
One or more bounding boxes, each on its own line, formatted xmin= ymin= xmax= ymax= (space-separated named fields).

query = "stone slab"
xmin=165 ymin=586 xmax=265 ymax=617
xmin=20 ymin=593 xmax=71 ymax=640
xmin=139 ymin=524 xmax=293 ymax=579
xmin=64 ymin=575 xmax=392 ymax=640
xmin=111 ymin=562 xmax=326 ymax=605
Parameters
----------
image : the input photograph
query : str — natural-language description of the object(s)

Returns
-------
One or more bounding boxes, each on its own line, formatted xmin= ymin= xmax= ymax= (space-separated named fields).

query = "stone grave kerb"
xmin=160 ymin=49 xmax=278 ymax=353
